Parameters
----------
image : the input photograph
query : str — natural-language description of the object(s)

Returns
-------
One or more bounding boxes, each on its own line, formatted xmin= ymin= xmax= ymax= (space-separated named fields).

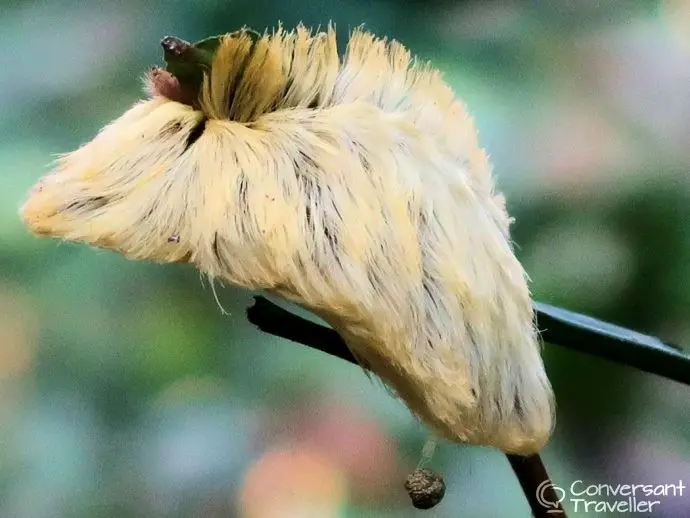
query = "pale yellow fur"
xmin=20 ymin=25 xmax=554 ymax=454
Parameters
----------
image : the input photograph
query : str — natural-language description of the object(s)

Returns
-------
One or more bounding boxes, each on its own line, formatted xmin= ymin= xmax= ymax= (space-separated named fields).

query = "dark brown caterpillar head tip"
xmin=145 ymin=67 xmax=194 ymax=105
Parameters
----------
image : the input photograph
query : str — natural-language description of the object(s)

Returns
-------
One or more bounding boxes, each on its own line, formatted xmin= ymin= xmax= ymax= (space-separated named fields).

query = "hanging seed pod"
xmin=404 ymin=468 xmax=446 ymax=509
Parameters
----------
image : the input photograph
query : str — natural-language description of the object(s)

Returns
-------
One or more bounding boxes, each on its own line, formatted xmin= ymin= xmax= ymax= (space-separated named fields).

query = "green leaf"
xmin=192 ymin=35 xmax=224 ymax=54
xmin=161 ymin=37 xmax=203 ymax=81
xmin=160 ymin=35 xmax=220 ymax=94
xmin=160 ymin=31 xmax=263 ymax=100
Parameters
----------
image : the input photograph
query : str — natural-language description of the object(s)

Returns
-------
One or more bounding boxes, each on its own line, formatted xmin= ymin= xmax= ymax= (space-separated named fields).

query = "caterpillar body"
xmin=21 ymin=25 xmax=554 ymax=455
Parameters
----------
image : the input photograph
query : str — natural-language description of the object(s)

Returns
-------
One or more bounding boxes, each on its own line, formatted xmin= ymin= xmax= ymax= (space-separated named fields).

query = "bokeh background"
xmin=2 ymin=1 xmax=690 ymax=517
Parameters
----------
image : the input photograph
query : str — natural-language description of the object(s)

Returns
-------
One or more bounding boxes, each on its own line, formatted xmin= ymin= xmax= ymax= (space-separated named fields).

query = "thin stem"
xmin=507 ymin=453 xmax=565 ymax=516
xmin=246 ymin=296 xmax=355 ymax=362
xmin=535 ymin=302 xmax=690 ymax=385
xmin=246 ymin=296 xmax=566 ymax=517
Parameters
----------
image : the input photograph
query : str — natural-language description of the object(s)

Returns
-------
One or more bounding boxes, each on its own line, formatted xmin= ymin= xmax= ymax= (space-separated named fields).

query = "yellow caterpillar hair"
xmin=20 ymin=24 xmax=554 ymax=454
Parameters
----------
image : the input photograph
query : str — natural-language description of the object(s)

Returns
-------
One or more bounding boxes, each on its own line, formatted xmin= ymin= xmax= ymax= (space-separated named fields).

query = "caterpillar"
xmin=20 ymin=24 xmax=554 ymax=455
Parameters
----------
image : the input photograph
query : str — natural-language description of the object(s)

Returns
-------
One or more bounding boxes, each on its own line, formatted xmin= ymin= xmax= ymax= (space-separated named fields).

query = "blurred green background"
xmin=2 ymin=1 xmax=690 ymax=517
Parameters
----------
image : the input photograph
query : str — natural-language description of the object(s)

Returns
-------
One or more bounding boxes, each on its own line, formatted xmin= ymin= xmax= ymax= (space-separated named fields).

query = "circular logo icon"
xmin=536 ymin=480 xmax=566 ymax=514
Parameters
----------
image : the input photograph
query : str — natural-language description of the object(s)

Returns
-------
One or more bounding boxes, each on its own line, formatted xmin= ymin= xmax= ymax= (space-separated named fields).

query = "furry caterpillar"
xmin=20 ymin=25 xmax=555 ymax=455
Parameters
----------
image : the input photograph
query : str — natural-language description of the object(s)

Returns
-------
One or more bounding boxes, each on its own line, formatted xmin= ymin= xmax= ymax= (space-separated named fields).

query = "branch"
xmin=246 ymin=296 xmax=566 ymax=516
xmin=535 ymin=302 xmax=690 ymax=385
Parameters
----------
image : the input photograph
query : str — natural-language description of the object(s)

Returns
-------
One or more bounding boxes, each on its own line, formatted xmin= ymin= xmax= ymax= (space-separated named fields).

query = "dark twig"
xmin=535 ymin=302 xmax=690 ymax=385
xmin=508 ymin=454 xmax=565 ymax=516
xmin=246 ymin=296 xmax=566 ymax=517
xmin=246 ymin=296 xmax=355 ymax=362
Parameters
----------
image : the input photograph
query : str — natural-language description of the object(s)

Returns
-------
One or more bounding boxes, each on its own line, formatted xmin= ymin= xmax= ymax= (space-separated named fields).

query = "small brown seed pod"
xmin=404 ymin=468 xmax=446 ymax=510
